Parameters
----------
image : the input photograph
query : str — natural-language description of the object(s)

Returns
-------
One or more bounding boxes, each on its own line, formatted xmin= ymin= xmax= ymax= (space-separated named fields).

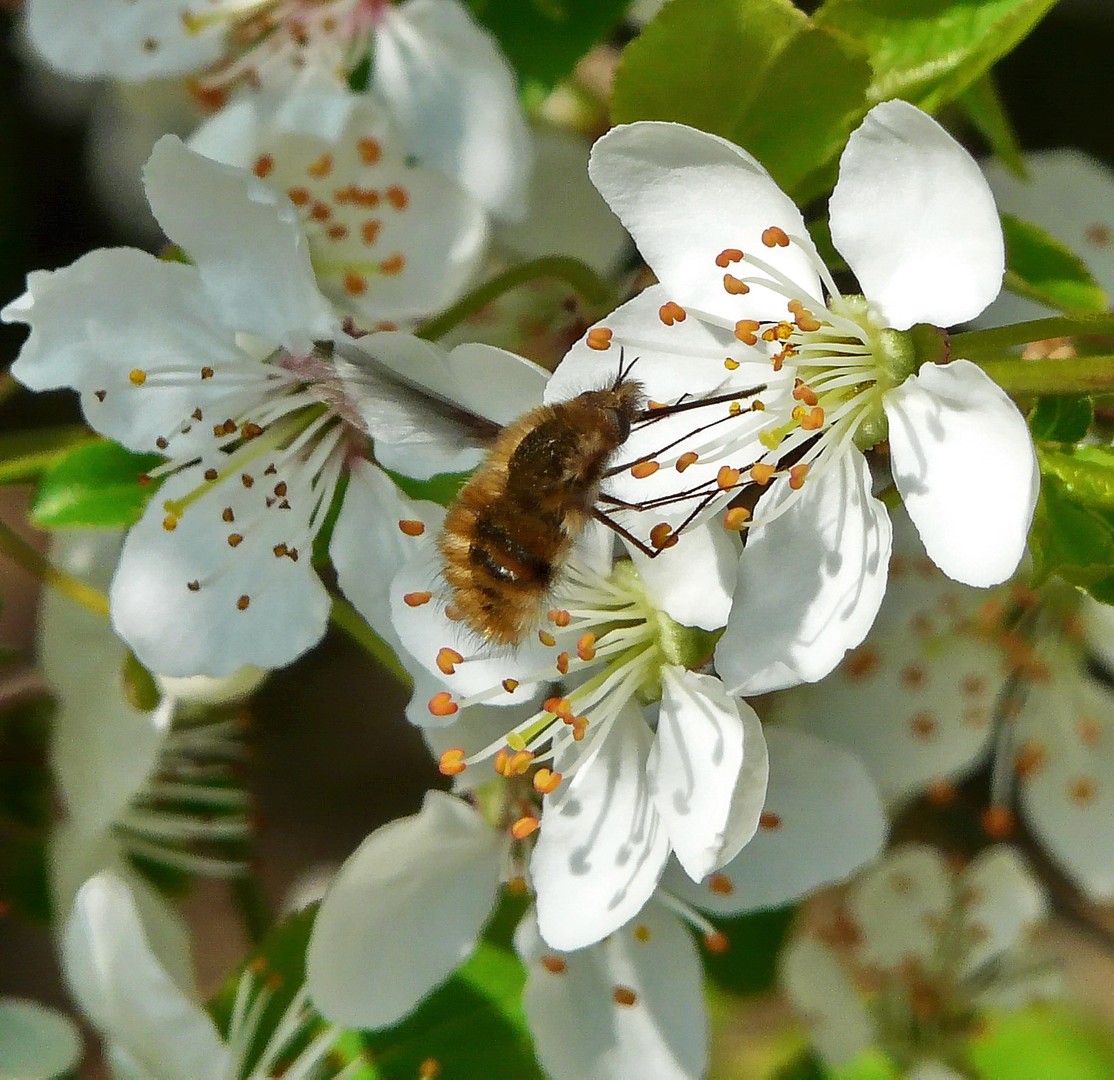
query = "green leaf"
xmin=466 ymin=0 xmax=630 ymax=96
xmin=1028 ymin=475 xmax=1114 ymax=599
xmin=813 ymin=0 xmax=1060 ymax=114
xmin=611 ymin=0 xmax=872 ymax=198
xmin=1038 ymin=445 xmax=1114 ymax=511
xmin=0 ymin=426 xmax=95 ymax=486
xmin=958 ymin=71 xmax=1025 ymax=177
xmin=1002 ymin=214 xmax=1109 ymax=315
xmin=969 ymin=1005 xmax=1114 ymax=1080
xmin=30 ymin=441 xmax=163 ymax=529
xmin=1029 ymin=396 xmax=1093 ymax=443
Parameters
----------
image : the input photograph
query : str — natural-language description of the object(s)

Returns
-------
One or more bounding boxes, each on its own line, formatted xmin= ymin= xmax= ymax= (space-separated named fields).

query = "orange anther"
xmin=428 ymin=692 xmax=458 ymax=718
xmin=538 ymin=630 xmax=556 ymax=647
xmin=577 ymin=633 xmax=597 ymax=662
xmin=759 ymin=811 xmax=782 ymax=830
xmin=129 ymin=369 xmax=147 ymax=386
xmin=544 ymin=696 xmax=573 ymax=719
xmin=307 ymin=152 xmax=333 ymax=179
xmin=357 ymin=137 xmax=381 ymax=165
xmin=386 ymin=186 xmax=409 ymax=210
xmin=253 ymin=154 xmax=274 ymax=178
xmin=438 ymin=748 xmax=467 ymax=776
xmin=361 ymin=219 xmax=381 ymax=245
xmin=398 ymin=519 xmax=425 ymax=536
xmin=547 ymin=608 xmax=572 ymax=627
xmin=800 ymin=406 xmax=825 ymax=431
xmin=511 ymin=816 xmax=540 ymax=840
xmin=723 ymin=357 xmax=740 ymax=371
xmin=792 ymin=380 xmax=819 ymax=406
xmin=326 ymin=223 xmax=349 ymax=242
xmin=649 ymin=523 xmax=677 ymax=550
xmin=418 ymin=1059 xmax=441 ymax=1080
xmin=789 ymin=464 xmax=809 ymax=490
xmin=676 ymin=451 xmax=699 ymax=473
xmin=494 ymin=750 xmax=509 ymax=776
xmin=287 ymin=186 xmax=310 ymax=206
xmin=723 ymin=507 xmax=750 ymax=531
xmin=762 ymin=226 xmax=789 ymax=248
xmin=237 ymin=595 xmax=251 ymax=611
xmin=715 ymin=248 xmax=743 ymax=267
xmin=658 ymin=301 xmax=686 ymax=326
xmin=1071 ymin=777 xmax=1097 ymax=805
xmin=556 ymin=651 xmax=570 ymax=674
xmin=704 ymin=931 xmax=730 ymax=954
xmin=379 ymin=253 xmax=406 ymax=275
xmin=631 ymin=460 xmax=660 ymax=479
xmin=541 ymin=954 xmax=567 ymax=974
xmin=509 ymin=750 xmax=534 ymax=775
xmin=750 ymin=463 xmax=775 ymax=485
xmin=227 ymin=533 xmax=244 ymax=548
xmin=734 ymin=320 xmax=761 ymax=345
xmin=344 ymin=270 xmax=368 ymax=296
xmin=502 ymin=678 xmax=519 ymax=693
xmin=404 ymin=591 xmax=433 ymax=607
xmin=717 ymin=465 xmax=741 ymax=490
xmin=586 ymin=327 xmax=614 ymax=351
xmin=612 ymin=987 xmax=637 ymax=1007
xmin=533 ymin=768 xmax=563 ymax=795
xmin=723 ymin=273 xmax=750 ymax=295
xmin=309 ymin=200 xmax=332 ymax=222
xmin=571 ymin=717 xmax=588 ymax=741
xmin=201 ymin=366 xmax=215 ymax=379
xmin=980 ymin=805 xmax=1016 ymax=839
xmin=709 ymin=873 xmax=734 ymax=896
xmin=436 ymin=647 xmax=464 ymax=675
xmin=162 ymin=514 xmax=178 ymax=532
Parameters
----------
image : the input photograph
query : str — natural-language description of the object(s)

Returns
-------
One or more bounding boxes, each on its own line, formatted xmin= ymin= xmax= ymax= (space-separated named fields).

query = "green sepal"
xmin=385 ymin=467 xmax=473 ymax=508
xmin=1002 ymin=214 xmax=1108 ymax=315
xmin=30 ymin=440 xmax=163 ymax=529
xmin=1029 ymin=397 xmax=1094 ymax=444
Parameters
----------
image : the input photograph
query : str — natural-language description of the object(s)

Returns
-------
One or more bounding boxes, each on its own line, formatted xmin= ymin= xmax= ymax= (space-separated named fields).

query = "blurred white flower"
xmin=563 ymin=99 xmax=1036 ymax=696
xmin=0 ymin=997 xmax=82 ymax=1080
xmin=62 ymin=871 xmax=351 ymax=1080
xmin=783 ymin=845 xmax=1056 ymax=1077
xmin=774 ymin=508 xmax=1114 ymax=901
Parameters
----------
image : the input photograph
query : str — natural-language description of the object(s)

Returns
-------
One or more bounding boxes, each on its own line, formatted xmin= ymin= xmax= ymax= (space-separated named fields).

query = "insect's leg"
xmin=603 ymin=409 xmax=742 ymax=478
xmin=590 ymin=506 xmax=664 ymax=559
xmin=632 ymin=383 xmax=767 ymax=426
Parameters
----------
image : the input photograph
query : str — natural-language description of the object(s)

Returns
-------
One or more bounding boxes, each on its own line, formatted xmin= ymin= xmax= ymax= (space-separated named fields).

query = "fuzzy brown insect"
xmin=438 ymin=379 xmax=645 ymax=645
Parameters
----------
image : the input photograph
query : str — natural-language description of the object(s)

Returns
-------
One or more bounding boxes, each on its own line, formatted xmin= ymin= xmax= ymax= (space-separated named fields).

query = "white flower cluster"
xmin=2 ymin=2 xmax=1091 ymax=1078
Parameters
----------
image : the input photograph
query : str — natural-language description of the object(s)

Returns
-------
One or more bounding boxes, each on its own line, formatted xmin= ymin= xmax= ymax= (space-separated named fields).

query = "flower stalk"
xmin=0 ymin=516 xmax=110 ymax=618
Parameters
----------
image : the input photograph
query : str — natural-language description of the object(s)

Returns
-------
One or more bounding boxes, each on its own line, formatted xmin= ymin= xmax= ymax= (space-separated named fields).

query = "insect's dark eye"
xmin=612 ymin=408 xmax=632 ymax=443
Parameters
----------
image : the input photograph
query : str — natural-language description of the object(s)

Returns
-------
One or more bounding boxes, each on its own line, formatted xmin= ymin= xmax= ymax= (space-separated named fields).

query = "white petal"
xmin=143 ymin=136 xmax=336 ymax=348
xmin=61 ymin=872 xmax=228 ymax=1080
xmin=830 ymin=100 xmax=1004 ymax=330
xmin=2 ymin=249 xmax=251 ymax=454
xmin=516 ymin=904 xmax=706 ymax=1080
xmin=26 ymin=0 xmax=221 ymax=80
xmin=848 ymin=844 xmax=951 ymax=969
xmin=306 ymin=791 xmax=502 ymax=1028
xmin=110 ymin=461 xmax=332 ymax=677
xmin=372 ymin=0 xmax=532 ymax=219
xmin=959 ymin=846 xmax=1047 ymax=973
xmin=648 ymin=668 xmax=763 ymax=881
xmin=0 ymin=998 xmax=82 ymax=1080
xmin=629 ymin=523 xmax=737 ymax=632
xmin=665 ymin=728 xmax=885 ymax=916
xmin=532 ymin=709 xmax=671 ymax=951
xmin=588 ymin=122 xmax=821 ymax=324
xmin=717 ymin=448 xmax=892 ymax=694
xmin=497 ymin=125 xmax=631 ymax=275
xmin=330 ymin=459 xmax=445 ymax=656
xmin=1016 ymin=672 xmax=1114 ymax=900
xmin=773 ymin=515 xmax=1004 ymax=802
xmin=39 ymin=532 xmax=168 ymax=830
xmin=780 ymin=937 xmax=875 ymax=1068
xmin=885 ymin=360 xmax=1037 ymax=587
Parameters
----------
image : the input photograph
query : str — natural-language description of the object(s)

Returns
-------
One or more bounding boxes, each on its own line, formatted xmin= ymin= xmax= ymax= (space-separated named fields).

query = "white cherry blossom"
xmin=783 ymin=845 xmax=1056 ymax=1076
xmin=25 ymin=0 xmax=532 ymax=218
xmin=308 ymin=732 xmax=885 ymax=1077
xmin=4 ymin=135 xmax=543 ymax=677
xmin=568 ymin=99 xmax=1037 ymax=696
xmin=774 ymin=510 xmax=1114 ymax=901
xmin=189 ymin=77 xmax=489 ymax=325
xmin=0 ymin=998 xmax=82 ymax=1080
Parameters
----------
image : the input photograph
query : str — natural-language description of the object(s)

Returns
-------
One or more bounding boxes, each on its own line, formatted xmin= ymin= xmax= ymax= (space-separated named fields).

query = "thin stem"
xmin=973 ymin=353 xmax=1114 ymax=396
xmin=952 ymin=312 xmax=1114 ymax=360
xmin=329 ymin=597 xmax=413 ymax=689
xmin=230 ymin=874 xmax=272 ymax=948
xmin=416 ymin=256 xmax=616 ymax=342
xmin=0 ymin=517 xmax=110 ymax=618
